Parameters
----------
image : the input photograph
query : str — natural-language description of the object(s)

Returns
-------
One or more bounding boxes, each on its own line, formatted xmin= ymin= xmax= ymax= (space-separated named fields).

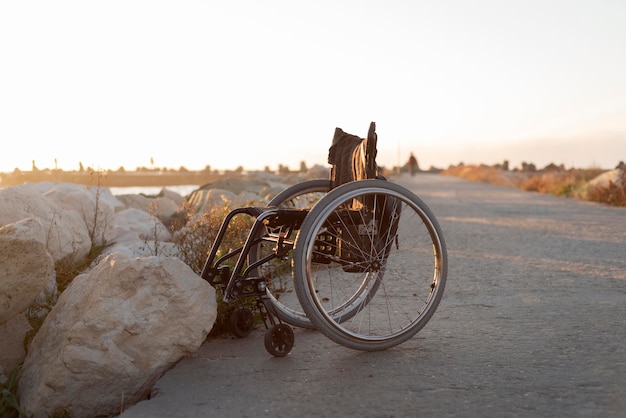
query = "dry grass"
xmin=587 ymin=179 xmax=626 ymax=207
xmin=170 ymin=198 xmax=255 ymax=274
xmin=442 ymin=165 xmax=519 ymax=187
xmin=170 ymin=198 xmax=257 ymax=336
xmin=517 ymin=169 xmax=604 ymax=198
xmin=442 ymin=164 xmax=625 ymax=206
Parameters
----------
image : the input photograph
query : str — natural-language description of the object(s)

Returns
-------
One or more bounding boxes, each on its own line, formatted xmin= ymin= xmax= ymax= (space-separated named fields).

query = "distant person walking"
xmin=408 ymin=153 xmax=419 ymax=176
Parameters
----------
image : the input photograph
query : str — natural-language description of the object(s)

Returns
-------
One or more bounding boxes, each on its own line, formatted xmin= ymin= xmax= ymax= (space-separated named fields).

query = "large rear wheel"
xmin=293 ymin=179 xmax=447 ymax=351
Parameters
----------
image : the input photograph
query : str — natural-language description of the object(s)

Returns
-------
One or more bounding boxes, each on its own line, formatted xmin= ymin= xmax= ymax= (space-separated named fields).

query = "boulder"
xmin=186 ymin=188 xmax=263 ymax=215
xmin=0 ymin=236 xmax=54 ymax=325
xmin=196 ymin=177 xmax=271 ymax=194
xmin=157 ymin=188 xmax=186 ymax=206
xmin=588 ymin=167 xmax=624 ymax=189
xmin=307 ymin=164 xmax=331 ymax=179
xmin=91 ymin=241 xmax=180 ymax=267
xmin=186 ymin=188 xmax=237 ymax=214
xmin=115 ymin=193 xmax=181 ymax=221
xmin=22 ymin=181 xmax=124 ymax=214
xmin=0 ymin=235 xmax=55 ymax=375
xmin=110 ymin=208 xmax=172 ymax=244
xmin=89 ymin=204 xmax=178 ymax=265
xmin=0 ymin=312 xmax=34 ymax=378
xmin=0 ymin=217 xmax=47 ymax=247
xmin=94 ymin=185 xmax=127 ymax=213
xmin=0 ymin=185 xmax=92 ymax=262
xmin=18 ymin=253 xmax=216 ymax=418
xmin=40 ymin=183 xmax=117 ymax=245
xmin=258 ymin=184 xmax=290 ymax=201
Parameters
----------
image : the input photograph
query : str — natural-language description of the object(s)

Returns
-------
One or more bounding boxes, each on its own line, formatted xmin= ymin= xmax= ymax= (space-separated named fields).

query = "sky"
xmin=1 ymin=0 xmax=625 ymax=173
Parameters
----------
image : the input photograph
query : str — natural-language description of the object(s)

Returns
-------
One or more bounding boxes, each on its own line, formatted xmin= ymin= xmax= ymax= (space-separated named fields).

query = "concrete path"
xmin=120 ymin=174 xmax=626 ymax=418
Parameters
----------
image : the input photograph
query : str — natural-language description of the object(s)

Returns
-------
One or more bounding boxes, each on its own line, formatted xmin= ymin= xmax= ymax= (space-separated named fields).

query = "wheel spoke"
xmin=293 ymin=180 xmax=447 ymax=351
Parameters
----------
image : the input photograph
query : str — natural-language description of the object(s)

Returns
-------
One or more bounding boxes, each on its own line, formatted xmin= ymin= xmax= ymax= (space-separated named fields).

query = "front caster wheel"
xmin=264 ymin=324 xmax=294 ymax=357
xmin=228 ymin=308 xmax=254 ymax=338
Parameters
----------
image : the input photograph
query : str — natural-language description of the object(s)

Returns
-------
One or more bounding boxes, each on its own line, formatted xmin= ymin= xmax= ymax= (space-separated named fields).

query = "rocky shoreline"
xmin=0 ymin=166 xmax=328 ymax=417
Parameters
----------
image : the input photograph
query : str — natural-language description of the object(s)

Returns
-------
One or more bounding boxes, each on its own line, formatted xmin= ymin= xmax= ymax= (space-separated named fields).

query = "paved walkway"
xmin=120 ymin=174 xmax=626 ymax=417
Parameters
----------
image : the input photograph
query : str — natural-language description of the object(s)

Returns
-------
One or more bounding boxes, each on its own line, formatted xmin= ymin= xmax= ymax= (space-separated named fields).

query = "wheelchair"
xmin=200 ymin=122 xmax=448 ymax=356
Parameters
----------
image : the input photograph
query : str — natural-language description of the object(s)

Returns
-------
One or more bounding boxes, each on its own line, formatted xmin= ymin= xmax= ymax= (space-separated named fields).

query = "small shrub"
xmin=444 ymin=164 xmax=625 ymax=206
xmin=442 ymin=165 xmax=516 ymax=187
xmin=140 ymin=201 xmax=166 ymax=256
xmin=518 ymin=172 xmax=580 ymax=196
xmin=518 ymin=169 xmax=621 ymax=201
xmin=171 ymin=198 xmax=257 ymax=335
xmin=84 ymin=169 xmax=110 ymax=245
xmin=587 ymin=180 xmax=626 ymax=207
xmin=518 ymin=175 xmax=547 ymax=193
xmin=171 ymin=198 xmax=254 ymax=273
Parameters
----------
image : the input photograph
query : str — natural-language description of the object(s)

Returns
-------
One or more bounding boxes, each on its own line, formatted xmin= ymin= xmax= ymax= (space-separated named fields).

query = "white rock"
xmin=18 ymin=253 xmax=216 ymax=418
xmin=234 ymin=190 xmax=266 ymax=206
xmin=588 ymin=168 xmax=624 ymax=189
xmin=0 ymin=313 xmax=33 ymax=377
xmin=0 ymin=235 xmax=55 ymax=375
xmin=186 ymin=188 xmax=237 ymax=214
xmin=110 ymin=208 xmax=171 ymax=244
xmin=41 ymin=183 xmax=117 ymax=245
xmin=186 ymin=188 xmax=265 ymax=215
xmin=0 ymin=217 xmax=47 ymax=244
xmin=91 ymin=241 xmax=180 ymax=266
xmin=196 ymin=177 xmax=270 ymax=194
xmin=259 ymin=184 xmax=288 ymax=201
xmin=115 ymin=193 xmax=181 ymax=220
xmin=158 ymin=188 xmax=185 ymax=206
xmin=95 ymin=186 xmax=127 ymax=213
xmin=0 ymin=236 xmax=54 ymax=325
xmin=0 ymin=185 xmax=92 ymax=262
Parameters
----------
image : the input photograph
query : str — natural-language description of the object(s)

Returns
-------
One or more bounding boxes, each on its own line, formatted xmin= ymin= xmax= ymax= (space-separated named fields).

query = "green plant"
xmin=0 ymin=367 xmax=29 ymax=418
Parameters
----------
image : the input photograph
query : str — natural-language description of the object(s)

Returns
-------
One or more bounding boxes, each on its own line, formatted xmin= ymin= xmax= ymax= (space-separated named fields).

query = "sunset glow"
xmin=2 ymin=0 xmax=625 ymax=173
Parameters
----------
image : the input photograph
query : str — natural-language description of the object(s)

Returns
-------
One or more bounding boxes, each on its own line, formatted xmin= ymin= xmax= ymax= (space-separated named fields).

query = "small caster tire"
xmin=228 ymin=308 xmax=254 ymax=338
xmin=264 ymin=324 xmax=294 ymax=357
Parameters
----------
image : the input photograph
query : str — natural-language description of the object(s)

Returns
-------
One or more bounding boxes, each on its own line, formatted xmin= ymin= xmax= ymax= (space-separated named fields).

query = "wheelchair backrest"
xmin=328 ymin=121 xmax=378 ymax=189
xmin=325 ymin=122 xmax=400 ymax=271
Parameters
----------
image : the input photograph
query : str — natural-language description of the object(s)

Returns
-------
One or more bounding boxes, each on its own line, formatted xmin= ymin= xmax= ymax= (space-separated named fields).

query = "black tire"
xmin=293 ymin=179 xmax=447 ymax=351
xmin=264 ymin=324 xmax=295 ymax=357
xmin=228 ymin=307 xmax=254 ymax=338
xmin=250 ymin=180 xmax=331 ymax=329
